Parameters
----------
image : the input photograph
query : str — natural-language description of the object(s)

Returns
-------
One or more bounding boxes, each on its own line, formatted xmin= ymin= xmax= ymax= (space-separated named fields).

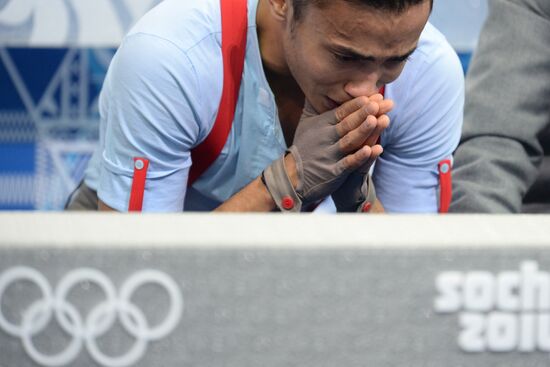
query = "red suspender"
xmin=438 ymin=159 xmax=452 ymax=213
xmin=187 ymin=0 xmax=248 ymax=186
xmin=128 ymin=157 xmax=149 ymax=211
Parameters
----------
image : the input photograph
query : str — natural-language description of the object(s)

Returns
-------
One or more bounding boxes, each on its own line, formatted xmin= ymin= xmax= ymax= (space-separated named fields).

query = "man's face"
xmin=283 ymin=0 xmax=431 ymax=113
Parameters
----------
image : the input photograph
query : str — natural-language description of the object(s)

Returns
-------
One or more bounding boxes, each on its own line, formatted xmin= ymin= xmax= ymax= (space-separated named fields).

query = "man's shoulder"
xmin=393 ymin=22 xmax=462 ymax=95
xmin=383 ymin=22 xmax=463 ymax=150
xmin=389 ymin=22 xmax=462 ymax=102
xmin=111 ymin=0 xmax=225 ymax=116
xmin=414 ymin=22 xmax=458 ymax=67
xmin=125 ymin=0 xmax=222 ymax=53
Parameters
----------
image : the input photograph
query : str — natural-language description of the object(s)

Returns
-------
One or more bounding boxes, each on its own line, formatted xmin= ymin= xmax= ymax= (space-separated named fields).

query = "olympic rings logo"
xmin=0 ymin=266 xmax=184 ymax=367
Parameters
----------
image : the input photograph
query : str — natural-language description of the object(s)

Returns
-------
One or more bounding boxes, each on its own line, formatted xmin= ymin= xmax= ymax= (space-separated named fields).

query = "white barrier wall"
xmin=1 ymin=214 xmax=550 ymax=367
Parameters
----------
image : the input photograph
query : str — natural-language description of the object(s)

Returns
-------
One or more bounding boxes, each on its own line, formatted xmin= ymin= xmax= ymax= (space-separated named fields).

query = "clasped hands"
xmin=263 ymin=93 xmax=394 ymax=212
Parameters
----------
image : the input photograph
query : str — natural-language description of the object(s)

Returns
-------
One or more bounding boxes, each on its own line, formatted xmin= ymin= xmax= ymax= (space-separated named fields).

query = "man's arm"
xmin=99 ymin=171 xmax=280 ymax=212
xmin=100 ymin=153 xmax=387 ymax=212
xmin=95 ymin=33 xmax=204 ymax=212
xmin=214 ymin=155 xmax=297 ymax=212
xmin=450 ymin=0 xmax=550 ymax=213
xmin=99 ymin=92 xmax=384 ymax=212
xmin=372 ymin=25 xmax=464 ymax=213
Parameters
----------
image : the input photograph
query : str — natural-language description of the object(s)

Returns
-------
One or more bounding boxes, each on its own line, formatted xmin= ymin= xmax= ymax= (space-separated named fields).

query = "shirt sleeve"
xmin=97 ymin=33 xmax=208 ymax=211
xmin=373 ymin=40 xmax=464 ymax=213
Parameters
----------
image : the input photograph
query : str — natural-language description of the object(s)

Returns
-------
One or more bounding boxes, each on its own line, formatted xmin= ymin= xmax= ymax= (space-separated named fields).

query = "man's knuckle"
xmin=344 ymin=156 xmax=354 ymax=169
xmin=359 ymin=107 xmax=369 ymax=120
xmin=360 ymin=96 xmax=370 ymax=104
xmin=338 ymin=119 xmax=347 ymax=132
xmin=340 ymin=135 xmax=351 ymax=150
xmin=362 ymin=119 xmax=374 ymax=132
xmin=364 ymin=117 xmax=374 ymax=128
xmin=335 ymin=125 xmax=343 ymax=138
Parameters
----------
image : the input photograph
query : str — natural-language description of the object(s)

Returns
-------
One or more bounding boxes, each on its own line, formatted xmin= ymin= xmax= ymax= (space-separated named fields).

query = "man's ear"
xmin=267 ymin=0 xmax=290 ymax=21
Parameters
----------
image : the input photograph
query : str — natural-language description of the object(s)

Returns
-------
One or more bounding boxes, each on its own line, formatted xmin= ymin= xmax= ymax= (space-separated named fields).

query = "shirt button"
xmin=135 ymin=159 xmax=145 ymax=170
xmin=282 ymin=196 xmax=295 ymax=210
xmin=362 ymin=202 xmax=372 ymax=212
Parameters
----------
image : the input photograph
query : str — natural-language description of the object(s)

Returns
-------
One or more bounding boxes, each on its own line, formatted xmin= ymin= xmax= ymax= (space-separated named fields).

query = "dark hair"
xmin=292 ymin=0 xmax=433 ymax=22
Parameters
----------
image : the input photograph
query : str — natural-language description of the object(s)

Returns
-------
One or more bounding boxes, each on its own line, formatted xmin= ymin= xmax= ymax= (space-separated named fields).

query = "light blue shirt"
xmin=84 ymin=0 xmax=464 ymax=213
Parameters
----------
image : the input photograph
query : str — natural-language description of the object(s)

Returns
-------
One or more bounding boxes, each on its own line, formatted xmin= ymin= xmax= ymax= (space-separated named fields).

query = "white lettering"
xmin=520 ymin=261 xmax=550 ymax=311
xmin=435 ymin=261 xmax=550 ymax=354
xmin=486 ymin=312 xmax=517 ymax=352
xmin=496 ymin=272 xmax=520 ymax=311
xmin=434 ymin=272 xmax=463 ymax=313
xmin=458 ymin=313 xmax=485 ymax=352
xmin=518 ymin=313 xmax=536 ymax=352
xmin=537 ymin=313 xmax=550 ymax=351
xmin=464 ymin=272 xmax=494 ymax=312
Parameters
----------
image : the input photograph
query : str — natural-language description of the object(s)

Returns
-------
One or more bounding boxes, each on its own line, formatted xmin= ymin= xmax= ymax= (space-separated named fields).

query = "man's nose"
xmin=343 ymin=71 xmax=380 ymax=98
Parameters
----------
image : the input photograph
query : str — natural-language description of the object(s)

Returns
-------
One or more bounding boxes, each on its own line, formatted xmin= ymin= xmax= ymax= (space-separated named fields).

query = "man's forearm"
xmin=97 ymin=155 xmax=297 ymax=212
xmin=99 ymin=177 xmax=279 ymax=212
xmin=214 ymin=176 xmax=277 ymax=212
xmin=215 ymin=154 xmax=298 ymax=212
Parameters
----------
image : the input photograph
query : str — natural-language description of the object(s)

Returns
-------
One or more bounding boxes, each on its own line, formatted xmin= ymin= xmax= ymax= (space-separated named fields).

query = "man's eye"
xmin=386 ymin=57 xmax=410 ymax=67
xmin=333 ymin=53 xmax=360 ymax=63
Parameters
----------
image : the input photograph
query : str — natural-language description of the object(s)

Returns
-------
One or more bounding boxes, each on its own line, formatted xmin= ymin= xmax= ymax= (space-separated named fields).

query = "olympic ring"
xmin=22 ymin=299 xmax=83 ymax=367
xmin=0 ymin=267 xmax=53 ymax=337
xmin=0 ymin=266 xmax=184 ymax=367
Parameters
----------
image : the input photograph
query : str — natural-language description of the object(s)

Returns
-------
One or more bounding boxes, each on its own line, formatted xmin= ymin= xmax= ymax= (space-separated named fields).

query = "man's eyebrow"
xmin=387 ymin=47 xmax=417 ymax=61
xmin=331 ymin=45 xmax=417 ymax=62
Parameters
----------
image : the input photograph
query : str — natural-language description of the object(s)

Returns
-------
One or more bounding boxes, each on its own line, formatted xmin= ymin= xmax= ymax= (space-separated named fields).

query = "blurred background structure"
xmin=0 ymin=0 xmax=488 ymax=210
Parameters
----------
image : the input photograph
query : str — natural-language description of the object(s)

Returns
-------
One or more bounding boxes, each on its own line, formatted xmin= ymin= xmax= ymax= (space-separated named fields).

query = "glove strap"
xmin=263 ymin=156 xmax=302 ymax=213
xmin=357 ymin=175 xmax=377 ymax=213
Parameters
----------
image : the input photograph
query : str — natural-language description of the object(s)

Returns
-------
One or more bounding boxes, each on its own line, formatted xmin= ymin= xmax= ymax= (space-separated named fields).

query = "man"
xmin=68 ymin=0 xmax=463 ymax=212
xmin=450 ymin=0 xmax=550 ymax=213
